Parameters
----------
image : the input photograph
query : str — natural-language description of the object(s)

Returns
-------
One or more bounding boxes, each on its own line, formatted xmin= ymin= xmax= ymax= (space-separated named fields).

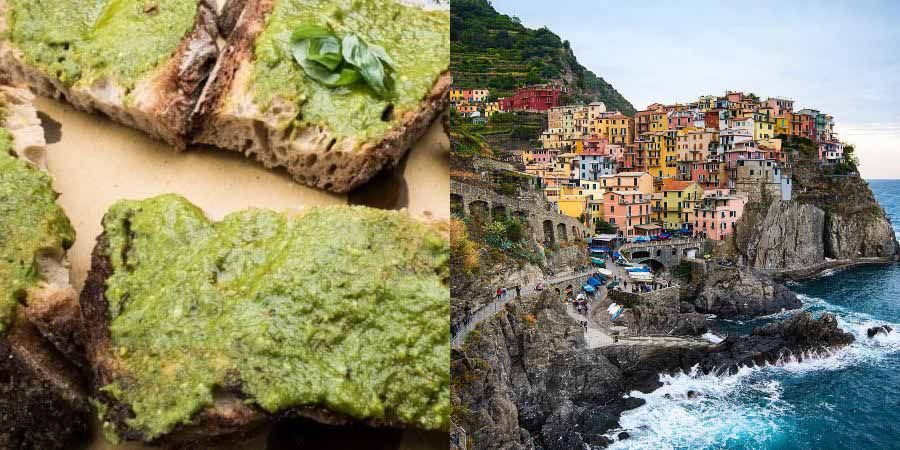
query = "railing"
xmin=620 ymin=237 xmax=705 ymax=250
xmin=450 ymin=268 xmax=599 ymax=349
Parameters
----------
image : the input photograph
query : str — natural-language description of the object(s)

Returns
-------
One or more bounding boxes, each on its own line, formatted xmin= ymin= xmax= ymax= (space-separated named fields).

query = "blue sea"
xmin=606 ymin=179 xmax=900 ymax=449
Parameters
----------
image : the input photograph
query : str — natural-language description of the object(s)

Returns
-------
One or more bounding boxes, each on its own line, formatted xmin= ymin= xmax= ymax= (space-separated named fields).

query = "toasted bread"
xmin=193 ymin=0 xmax=450 ymax=192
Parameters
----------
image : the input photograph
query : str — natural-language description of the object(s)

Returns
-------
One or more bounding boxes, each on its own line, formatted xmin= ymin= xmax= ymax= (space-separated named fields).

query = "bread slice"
xmin=0 ymin=85 xmax=90 ymax=450
xmin=77 ymin=195 xmax=450 ymax=445
xmin=0 ymin=0 xmax=220 ymax=148
xmin=193 ymin=0 xmax=450 ymax=192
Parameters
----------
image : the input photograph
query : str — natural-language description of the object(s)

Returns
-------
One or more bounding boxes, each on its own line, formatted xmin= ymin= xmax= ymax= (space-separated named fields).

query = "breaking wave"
xmin=605 ymin=292 xmax=900 ymax=449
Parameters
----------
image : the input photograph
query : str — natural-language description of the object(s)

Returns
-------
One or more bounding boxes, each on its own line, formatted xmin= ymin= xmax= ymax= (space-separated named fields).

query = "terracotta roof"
xmin=661 ymin=179 xmax=696 ymax=191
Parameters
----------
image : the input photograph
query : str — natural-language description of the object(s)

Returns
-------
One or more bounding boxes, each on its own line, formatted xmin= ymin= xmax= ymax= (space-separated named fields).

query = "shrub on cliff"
xmin=451 ymin=219 xmax=480 ymax=275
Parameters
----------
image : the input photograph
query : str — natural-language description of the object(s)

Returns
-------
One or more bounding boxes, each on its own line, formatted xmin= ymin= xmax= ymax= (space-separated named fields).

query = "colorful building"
xmin=693 ymin=192 xmax=747 ymax=241
xmin=599 ymin=171 xmax=654 ymax=194
xmin=498 ymin=84 xmax=563 ymax=112
xmin=659 ymin=180 xmax=704 ymax=230
xmin=603 ymin=190 xmax=653 ymax=237
xmin=557 ymin=186 xmax=589 ymax=222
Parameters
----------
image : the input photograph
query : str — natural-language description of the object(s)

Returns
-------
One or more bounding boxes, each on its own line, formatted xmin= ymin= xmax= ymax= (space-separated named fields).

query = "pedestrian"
xmin=515 ymin=285 xmax=521 ymax=298
xmin=501 ymin=287 xmax=507 ymax=299
xmin=496 ymin=287 xmax=502 ymax=301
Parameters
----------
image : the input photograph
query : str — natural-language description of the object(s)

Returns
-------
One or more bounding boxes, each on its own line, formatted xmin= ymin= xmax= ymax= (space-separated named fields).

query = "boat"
xmin=597 ymin=268 xmax=613 ymax=276
xmin=590 ymin=257 xmax=606 ymax=267
xmin=582 ymin=284 xmax=596 ymax=293
xmin=625 ymin=266 xmax=651 ymax=272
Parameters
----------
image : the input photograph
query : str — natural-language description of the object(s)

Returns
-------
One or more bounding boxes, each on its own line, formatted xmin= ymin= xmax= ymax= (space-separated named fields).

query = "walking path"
xmin=564 ymin=302 xmax=613 ymax=348
xmin=452 ymin=256 xmax=712 ymax=350
xmin=450 ymin=268 xmax=598 ymax=348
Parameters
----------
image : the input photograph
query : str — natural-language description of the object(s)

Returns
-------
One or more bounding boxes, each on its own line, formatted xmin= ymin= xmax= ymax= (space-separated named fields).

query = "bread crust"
xmin=0 ymin=0 xmax=220 ymax=148
xmin=192 ymin=0 xmax=450 ymax=193
xmin=0 ymin=85 xmax=90 ymax=450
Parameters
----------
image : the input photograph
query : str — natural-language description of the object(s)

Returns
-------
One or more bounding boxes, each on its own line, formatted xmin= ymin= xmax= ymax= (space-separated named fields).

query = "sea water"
xmin=606 ymin=180 xmax=900 ymax=450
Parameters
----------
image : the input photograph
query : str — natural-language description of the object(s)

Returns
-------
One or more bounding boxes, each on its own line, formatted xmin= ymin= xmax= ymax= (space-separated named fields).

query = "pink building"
xmin=692 ymin=192 xmax=747 ymax=240
xmin=603 ymin=190 xmax=653 ymax=237
xmin=668 ymin=110 xmax=694 ymax=129
xmin=523 ymin=148 xmax=556 ymax=165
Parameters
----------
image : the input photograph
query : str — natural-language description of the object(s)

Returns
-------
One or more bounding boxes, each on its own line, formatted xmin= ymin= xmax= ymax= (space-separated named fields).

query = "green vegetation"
xmin=450 ymin=110 xmax=490 ymax=156
xmin=593 ymin=218 xmax=616 ymax=235
xmin=450 ymin=0 xmax=635 ymax=114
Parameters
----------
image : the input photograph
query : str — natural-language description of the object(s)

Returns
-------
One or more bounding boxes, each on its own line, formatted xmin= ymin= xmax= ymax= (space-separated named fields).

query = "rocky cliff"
xmin=452 ymin=291 xmax=851 ymax=449
xmin=733 ymin=141 xmax=897 ymax=274
xmin=451 ymin=293 xmax=634 ymax=450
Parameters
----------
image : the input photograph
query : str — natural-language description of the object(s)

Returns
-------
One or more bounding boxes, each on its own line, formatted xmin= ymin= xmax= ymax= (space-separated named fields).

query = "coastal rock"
xmin=735 ymin=200 xmax=826 ymax=270
xmin=692 ymin=267 xmax=801 ymax=318
xmin=826 ymin=211 xmax=898 ymax=260
xmin=603 ymin=312 xmax=854 ymax=393
xmin=867 ymin=325 xmax=893 ymax=338
xmin=702 ymin=312 xmax=854 ymax=374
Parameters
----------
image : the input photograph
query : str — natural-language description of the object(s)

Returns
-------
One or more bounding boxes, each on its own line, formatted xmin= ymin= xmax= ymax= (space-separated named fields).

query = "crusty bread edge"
xmin=0 ymin=84 xmax=91 ymax=446
xmin=0 ymin=0 xmax=220 ymax=149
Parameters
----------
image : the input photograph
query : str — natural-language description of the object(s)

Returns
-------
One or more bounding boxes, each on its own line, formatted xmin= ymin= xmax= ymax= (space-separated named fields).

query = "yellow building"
xmin=485 ymin=102 xmax=501 ymax=118
xmin=773 ymin=114 xmax=791 ymax=135
xmin=753 ymin=111 xmax=775 ymax=140
xmin=557 ymin=186 xmax=588 ymax=221
xmin=647 ymin=132 xmax=677 ymax=180
xmin=589 ymin=113 xmax=634 ymax=145
xmin=676 ymin=127 xmax=717 ymax=162
xmin=649 ymin=111 xmax=669 ymax=132
xmin=659 ymin=180 xmax=704 ymax=229
xmin=450 ymin=88 xmax=464 ymax=103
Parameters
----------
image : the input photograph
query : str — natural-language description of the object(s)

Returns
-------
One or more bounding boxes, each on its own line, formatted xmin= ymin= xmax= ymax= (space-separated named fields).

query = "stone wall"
xmin=609 ymin=285 xmax=680 ymax=306
xmin=451 ymin=179 xmax=592 ymax=245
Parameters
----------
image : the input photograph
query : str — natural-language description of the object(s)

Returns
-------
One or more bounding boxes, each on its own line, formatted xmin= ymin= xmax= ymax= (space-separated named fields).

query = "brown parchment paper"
xmin=33 ymin=97 xmax=448 ymax=450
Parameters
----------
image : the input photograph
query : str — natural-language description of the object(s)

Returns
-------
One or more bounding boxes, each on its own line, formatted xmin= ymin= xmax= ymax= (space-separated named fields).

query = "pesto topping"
xmin=0 ymin=137 xmax=76 ymax=334
xmin=100 ymin=195 xmax=450 ymax=439
xmin=6 ymin=0 xmax=198 ymax=90
xmin=252 ymin=0 xmax=449 ymax=142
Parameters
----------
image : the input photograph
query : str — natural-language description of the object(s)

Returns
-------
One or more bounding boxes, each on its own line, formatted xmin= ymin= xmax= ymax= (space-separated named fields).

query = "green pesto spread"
xmin=252 ymin=0 xmax=449 ymax=142
xmin=100 ymin=195 xmax=450 ymax=439
xmin=6 ymin=0 xmax=198 ymax=90
xmin=0 ymin=135 xmax=75 ymax=335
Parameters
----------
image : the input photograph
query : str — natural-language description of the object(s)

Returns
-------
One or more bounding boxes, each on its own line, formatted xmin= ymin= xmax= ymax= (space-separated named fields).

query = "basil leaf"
xmin=342 ymin=34 xmax=394 ymax=97
xmin=307 ymin=36 xmax=342 ymax=71
xmin=369 ymin=44 xmax=397 ymax=69
xmin=331 ymin=68 xmax=362 ymax=87
xmin=290 ymin=24 xmax=333 ymax=42
xmin=292 ymin=40 xmax=362 ymax=87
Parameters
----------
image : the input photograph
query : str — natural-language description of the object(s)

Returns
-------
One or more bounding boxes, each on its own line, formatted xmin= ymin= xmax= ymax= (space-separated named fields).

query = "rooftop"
xmin=661 ymin=180 xmax=697 ymax=191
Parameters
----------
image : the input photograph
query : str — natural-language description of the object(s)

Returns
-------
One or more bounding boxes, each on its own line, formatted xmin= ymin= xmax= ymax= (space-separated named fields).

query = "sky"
xmin=489 ymin=0 xmax=900 ymax=178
